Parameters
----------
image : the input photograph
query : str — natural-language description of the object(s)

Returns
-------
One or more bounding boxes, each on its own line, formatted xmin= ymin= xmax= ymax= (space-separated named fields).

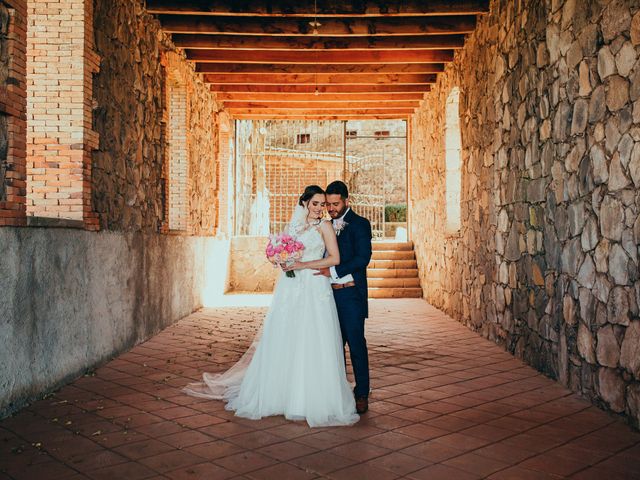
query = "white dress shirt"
xmin=330 ymin=209 xmax=355 ymax=284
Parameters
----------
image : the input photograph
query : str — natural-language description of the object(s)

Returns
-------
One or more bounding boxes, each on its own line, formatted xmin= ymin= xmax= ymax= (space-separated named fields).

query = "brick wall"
xmin=0 ymin=0 xmax=27 ymax=226
xmin=167 ymin=78 xmax=188 ymax=231
xmin=26 ymin=0 xmax=98 ymax=226
xmin=216 ymin=114 xmax=232 ymax=236
xmin=264 ymin=119 xmax=408 ymax=205
xmin=264 ymin=152 xmax=342 ymax=232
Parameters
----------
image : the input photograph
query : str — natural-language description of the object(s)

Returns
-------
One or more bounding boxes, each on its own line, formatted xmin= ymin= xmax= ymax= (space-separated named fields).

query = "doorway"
xmin=233 ymin=119 xmax=408 ymax=239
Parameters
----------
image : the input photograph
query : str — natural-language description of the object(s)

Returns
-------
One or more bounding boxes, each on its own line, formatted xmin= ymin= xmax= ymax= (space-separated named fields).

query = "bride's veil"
xmin=287 ymin=204 xmax=309 ymax=237
xmin=183 ymin=201 xmax=308 ymax=400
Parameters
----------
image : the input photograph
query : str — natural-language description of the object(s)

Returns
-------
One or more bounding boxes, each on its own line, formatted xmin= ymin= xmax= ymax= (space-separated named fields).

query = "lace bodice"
xmin=290 ymin=221 xmax=327 ymax=262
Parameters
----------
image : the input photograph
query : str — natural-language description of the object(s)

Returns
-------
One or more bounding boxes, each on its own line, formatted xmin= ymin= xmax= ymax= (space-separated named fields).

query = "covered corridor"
xmin=1 ymin=0 xmax=640 ymax=477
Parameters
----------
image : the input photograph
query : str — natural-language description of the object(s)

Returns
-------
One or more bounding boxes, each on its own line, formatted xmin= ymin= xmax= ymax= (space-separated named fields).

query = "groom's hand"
xmin=314 ymin=267 xmax=331 ymax=277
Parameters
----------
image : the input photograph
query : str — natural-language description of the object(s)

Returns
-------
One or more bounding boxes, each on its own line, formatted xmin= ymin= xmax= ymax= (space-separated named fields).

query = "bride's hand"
xmin=282 ymin=261 xmax=304 ymax=272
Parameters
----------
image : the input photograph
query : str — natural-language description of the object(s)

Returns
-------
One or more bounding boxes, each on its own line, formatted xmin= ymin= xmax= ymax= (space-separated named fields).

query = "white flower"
xmin=333 ymin=221 xmax=348 ymax=236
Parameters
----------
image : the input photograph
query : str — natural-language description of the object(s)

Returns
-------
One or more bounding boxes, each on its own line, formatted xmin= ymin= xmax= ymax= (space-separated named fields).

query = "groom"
xmin=316 ymin=180 xmax=372 ymax=414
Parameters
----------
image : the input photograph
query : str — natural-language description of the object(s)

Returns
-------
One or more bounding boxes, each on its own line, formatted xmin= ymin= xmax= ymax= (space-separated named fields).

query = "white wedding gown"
xmin=184 ymin=220 xmax=359 ymax=427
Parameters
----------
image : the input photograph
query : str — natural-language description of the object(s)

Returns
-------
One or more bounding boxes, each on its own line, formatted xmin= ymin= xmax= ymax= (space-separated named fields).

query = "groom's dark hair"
xmin=326 ymin=180 xmax=349 ymax=199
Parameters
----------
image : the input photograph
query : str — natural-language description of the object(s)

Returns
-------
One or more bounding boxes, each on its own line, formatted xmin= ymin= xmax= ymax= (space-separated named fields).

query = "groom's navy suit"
xmin=332 ymin=208 xmax=372 ymax=398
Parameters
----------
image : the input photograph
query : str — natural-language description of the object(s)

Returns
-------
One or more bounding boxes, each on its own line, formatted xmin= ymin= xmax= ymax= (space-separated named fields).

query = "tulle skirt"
xmin=184 ymin=268 xmax=359 ymax=428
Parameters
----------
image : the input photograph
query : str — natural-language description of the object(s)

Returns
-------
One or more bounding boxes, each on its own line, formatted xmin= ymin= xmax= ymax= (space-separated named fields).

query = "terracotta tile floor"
xmin=2 ymin=299 xmax=639 ymax=479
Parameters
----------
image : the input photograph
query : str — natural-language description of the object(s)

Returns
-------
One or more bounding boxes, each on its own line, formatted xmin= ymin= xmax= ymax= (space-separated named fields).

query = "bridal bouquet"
xmin=265 ymin=233 xmax=305 ymax=278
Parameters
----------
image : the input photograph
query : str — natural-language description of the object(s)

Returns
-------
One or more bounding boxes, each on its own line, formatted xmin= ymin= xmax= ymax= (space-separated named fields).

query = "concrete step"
xmin=369 ymin=287 xmax=423 ymax=298
xmin=368 ymin=242 xmax=420 ymax=297
xmin=369 ymin=277 xmax=421 ymax=288
xmin=369 ymin=259 xmax=417 ymax=269
xmin=371 ymin=250 xmax=415 ymax=261
xmin=367 ymin=268 xmax=419 ymax=279
xmin=372 ymin=241 xmax=413 ymax=251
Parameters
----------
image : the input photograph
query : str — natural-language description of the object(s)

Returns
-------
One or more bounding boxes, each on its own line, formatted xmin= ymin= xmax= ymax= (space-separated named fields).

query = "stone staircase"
xmin=368 ymin=242 xmax=422 ymax=298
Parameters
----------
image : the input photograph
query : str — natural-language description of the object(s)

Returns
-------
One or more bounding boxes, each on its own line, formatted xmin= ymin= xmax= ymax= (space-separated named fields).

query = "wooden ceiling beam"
xmin=227 ymin=108 xmax=415 ymax=115
xmin=157 ymin=14 xmax=476 ymax=36
xmin=215 ymin=92 xmax=426 ymax=101
xmin=173 ymin=33 xmax=465 ymax=50
xmin=210 ymin=84 xmax=430 ymax=93
xmin=231 ymin=114 xmax=409 ymax=120
xmin=195 ymin=62 xmax=445 ymax=74
xmin=186 ymin=48 xmax=453 ymax=63
xmin=203 ymin=73 xmax=436 ymax=85
xmin=146 ymin=1 xmax=490 ymax=17
xmin=222 ymin=101 xmax=420 ymax=109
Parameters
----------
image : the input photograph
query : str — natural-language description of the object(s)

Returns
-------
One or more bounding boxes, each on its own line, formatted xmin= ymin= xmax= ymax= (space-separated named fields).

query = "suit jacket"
xmin=334 ymin=209 xmax=373 ymax=318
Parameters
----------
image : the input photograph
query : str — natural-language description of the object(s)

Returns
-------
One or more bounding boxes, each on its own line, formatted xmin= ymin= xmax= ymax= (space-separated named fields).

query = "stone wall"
xmin=92 ymin=0 xmax=220 ymax=234
xmin=0 ymin=0 xmax=229 ymax=417
xmin=410 ymin=0 xmax=640 ymax=428
xmin=345 ymin=119 xmax=407 ymax=205
xmin=187 ymin=65 xmax=219 ymax=236
xmin=0 ymin=227 xmax=223 ymax=417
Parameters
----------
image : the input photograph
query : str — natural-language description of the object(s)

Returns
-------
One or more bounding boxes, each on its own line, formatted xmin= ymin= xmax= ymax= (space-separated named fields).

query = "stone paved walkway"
xmin=1 ymin=300 xmax=639 ymax=480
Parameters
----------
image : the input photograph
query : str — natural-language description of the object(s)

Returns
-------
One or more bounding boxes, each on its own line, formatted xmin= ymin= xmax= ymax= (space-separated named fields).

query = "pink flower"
xmin=265 ymin=231 xmax=306 ymax=263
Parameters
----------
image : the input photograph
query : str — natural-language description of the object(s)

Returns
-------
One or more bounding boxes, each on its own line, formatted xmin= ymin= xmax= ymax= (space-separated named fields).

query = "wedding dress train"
xmin=184 ymin=215 xmax=359 ymax=427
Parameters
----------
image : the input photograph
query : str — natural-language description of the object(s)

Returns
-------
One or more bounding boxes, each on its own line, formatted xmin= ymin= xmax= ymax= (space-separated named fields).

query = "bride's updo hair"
xmin=299 ymin=185 xmax=325 ymax=206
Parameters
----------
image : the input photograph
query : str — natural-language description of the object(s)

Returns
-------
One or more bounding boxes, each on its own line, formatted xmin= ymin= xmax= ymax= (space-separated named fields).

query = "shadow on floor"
xmin=1 ymin=299 xmax=639 ymax=479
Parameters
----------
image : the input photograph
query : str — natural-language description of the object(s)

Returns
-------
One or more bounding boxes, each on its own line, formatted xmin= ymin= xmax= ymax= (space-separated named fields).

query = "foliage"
xmin=385 ymin=204 xmax=407 ymax=222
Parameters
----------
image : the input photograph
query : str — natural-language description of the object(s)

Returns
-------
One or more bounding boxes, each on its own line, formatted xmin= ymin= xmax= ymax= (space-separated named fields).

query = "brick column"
xmin=161 ymin=51 xmax=192 ymax=234
xmin=0 ymin=0 xmax=27 ymax=226
xmin=168 ymin=80 xmax=189 ymax=231
xmin=26 ymin=0 xmax=99 ymax=228
xmin=217 ymin=112 xmax=231 ymax=236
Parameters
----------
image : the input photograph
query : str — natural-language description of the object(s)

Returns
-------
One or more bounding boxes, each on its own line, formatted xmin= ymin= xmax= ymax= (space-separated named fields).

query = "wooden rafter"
xmin=157 ymin=15 xmax=476 ymax=36
xmin=146 ymin=1 xmax=490 ymax=17
xmin=203 ymin=73 xmax=436 ymax=85
xmin=227 ymin=108 xmax=415 ymax=115
xmin=195 ymin=63 xmax=445 ymax=74
xmin=232 ymin=114 xmax=410 ymax=119
xmin=209 ymin=84 xmax=431 ymax=93
xmin=222 ymin=101 xmax=420 ymax=109
xmin=173 ymin=33 xmax=465 ymax=50
xmin=215 ymin=92 xmax=426 ymax=101
xmin=148 ymin=1 xmax=484 ymax=118
xmin=186 ymin=49 xmax=454 ymax=63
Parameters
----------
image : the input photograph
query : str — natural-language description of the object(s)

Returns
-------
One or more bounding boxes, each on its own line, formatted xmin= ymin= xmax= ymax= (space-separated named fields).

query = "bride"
xmin=184 ymin=185 xmax=359 ymax=427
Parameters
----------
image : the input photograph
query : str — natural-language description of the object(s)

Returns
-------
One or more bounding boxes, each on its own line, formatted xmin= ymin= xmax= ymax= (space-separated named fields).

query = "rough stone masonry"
xmin=411 ymin=0 xmax=640 ymax=429
xmin=0 ymin=0 xmax=228 ymax=417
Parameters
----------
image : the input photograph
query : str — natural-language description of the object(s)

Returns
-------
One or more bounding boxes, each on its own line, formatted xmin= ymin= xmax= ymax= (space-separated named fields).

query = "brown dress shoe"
xmin=355 ymin=396 xmax=368 ymax=414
